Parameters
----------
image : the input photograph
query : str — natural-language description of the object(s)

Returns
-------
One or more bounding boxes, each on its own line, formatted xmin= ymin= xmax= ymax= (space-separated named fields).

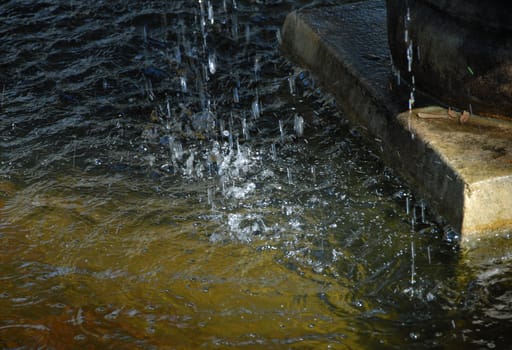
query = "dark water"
xmin=1 ymin=0 xmax=512 ymax=349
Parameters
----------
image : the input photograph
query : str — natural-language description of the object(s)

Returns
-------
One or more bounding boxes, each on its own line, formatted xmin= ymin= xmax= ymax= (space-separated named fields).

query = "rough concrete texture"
xmin=280 ymin=0 xmax=512 ymax=238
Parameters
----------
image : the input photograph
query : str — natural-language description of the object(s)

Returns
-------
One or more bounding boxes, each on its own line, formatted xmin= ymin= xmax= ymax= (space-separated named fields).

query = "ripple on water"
xmin=2 ymin=0 xmax=512 ymax=349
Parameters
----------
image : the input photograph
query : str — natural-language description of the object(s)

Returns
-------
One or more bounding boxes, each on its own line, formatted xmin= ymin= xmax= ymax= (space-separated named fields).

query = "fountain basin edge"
xmin=280 ymin=0 xmax=512 ymax=241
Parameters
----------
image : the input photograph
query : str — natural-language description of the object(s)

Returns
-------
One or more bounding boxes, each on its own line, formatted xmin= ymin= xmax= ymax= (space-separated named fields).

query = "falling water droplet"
xmin=294 ymin=114 xmax=304 ymax=137
xmin=185 ymin=153 xmax=195 ymax=176
xmin=208 ymin=53 xmax=216 ymax=74
xmin=180 ymin=76 xmax=188 ymax=93
xmin=166 ymin=98 xmax=172 ymax=119
xmin=207 ymin=187 xmax=215 ymax=210
xmin=271 ymin=143 xmax=277 ymax=161
xmin=410 ymin=241 xmax=416 ymax=285
xmin=279 ymin=119 xmax=285 ymax=143
xmin=406 ymin=41 xmax=414 ymax=72
xmin=254 ymin=56 xmax=260 ymax=81
xmin=288 ymin=74 xmax=296 ymax=96
xmin=233 ymin=87 xmax=240 ymax=103
xmin=242 ymin=118 xmax=250 ymax=140
xmin=251 ymin=99 xmax=260 ymax=119
xmin=245 ymin=24 xmax=251 ymax=44
xmin=208 ymin=0 xmax=214 ymax=25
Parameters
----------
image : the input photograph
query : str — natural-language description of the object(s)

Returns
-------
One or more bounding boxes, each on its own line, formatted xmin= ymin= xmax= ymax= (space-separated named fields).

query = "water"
xmin=1 ymin=0 xmax=512 ymax=349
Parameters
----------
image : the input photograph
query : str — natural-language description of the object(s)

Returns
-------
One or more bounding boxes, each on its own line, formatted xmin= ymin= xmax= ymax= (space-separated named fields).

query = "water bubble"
xmin=409 ymin=332 xmax=420 ymax=340
xmin=74 ymin=334 xmax=86 ymax=342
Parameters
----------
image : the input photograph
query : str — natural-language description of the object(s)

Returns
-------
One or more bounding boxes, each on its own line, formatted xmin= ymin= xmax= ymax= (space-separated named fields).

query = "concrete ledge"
xmin=280 ymin=0 xmax=512 ymax=239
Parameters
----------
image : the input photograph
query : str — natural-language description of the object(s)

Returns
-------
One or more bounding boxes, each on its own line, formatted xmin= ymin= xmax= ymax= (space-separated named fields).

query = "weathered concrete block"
xmin=280 ymin=0 xmax=512 ymax=240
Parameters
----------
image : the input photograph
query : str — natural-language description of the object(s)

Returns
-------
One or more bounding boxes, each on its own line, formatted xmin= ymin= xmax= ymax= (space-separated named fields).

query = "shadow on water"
xmin=1 ymin=0 xmax=512 ymax=349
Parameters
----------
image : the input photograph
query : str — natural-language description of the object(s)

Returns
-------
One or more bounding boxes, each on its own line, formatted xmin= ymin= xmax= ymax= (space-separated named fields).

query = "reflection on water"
xmin=1 ymin=0 xmax=512 ymax=349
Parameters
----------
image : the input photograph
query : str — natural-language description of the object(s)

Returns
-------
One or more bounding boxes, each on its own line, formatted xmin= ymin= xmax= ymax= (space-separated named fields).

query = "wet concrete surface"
xmin=281 ymin=0 xmax=512 ymax=239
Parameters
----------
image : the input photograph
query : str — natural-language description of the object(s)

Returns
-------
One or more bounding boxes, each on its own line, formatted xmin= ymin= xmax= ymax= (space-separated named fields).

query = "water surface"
xmin=1 ymin=1 xmax=512 ymax=349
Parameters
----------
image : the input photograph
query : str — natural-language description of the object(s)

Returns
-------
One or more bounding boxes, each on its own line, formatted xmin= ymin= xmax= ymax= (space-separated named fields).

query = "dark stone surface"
xmin=423 ymin=0 xmax=512 ymax=31
xmin=386 ymin=0 xmax=512 ymax=118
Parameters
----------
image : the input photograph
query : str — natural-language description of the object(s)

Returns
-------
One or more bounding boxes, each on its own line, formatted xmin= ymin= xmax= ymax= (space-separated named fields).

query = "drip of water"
xmin=242 ymin=118 xmax=249 ymax=140
xmin=180 ymin=76 xmax=188 ymax=93
xmin=233 ymin=87 xmax=239 ymax=103
xmin=276 ymin=29 xmax=282 ymax=45
xmin=254 ymin=56 xmax=261 ymax=81
xmin=410 ymin=240 xmax=416 ymax=285
xmin=279 ymin=119 xmax=285 ymax=143
xmin=288 ymin=74 xmax=296 ymax=95
xmin=406 ymin=41 xmax=413 ymax=72
xmin=270 ymin=143 xmax=277 ymax=161
xmin=294 ymin=114 xmax=304 ymax=137
xmin=245 ymin=24 xmax=251 ymax=45
xmin=166 ymin=98 xmax=172 ymax=120
xmin=185 ymin=153 xmax=195 ymax=177
xmin=404 ymin=4 xmax=416 ymax=141
xmin=208 ymin=53 xmax=217 ymax=74
xmin=207 ymin=0 xmax=214 ymax=25
xmin=231 ymin=13 xmax=239 ymax=39
xmin=251 ymin=98 xmax=261 ymax=119
xmin=207 ymin=187 xmax=215 ymax=210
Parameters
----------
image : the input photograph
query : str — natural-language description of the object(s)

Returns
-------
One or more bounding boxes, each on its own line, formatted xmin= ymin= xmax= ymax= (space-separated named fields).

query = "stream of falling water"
xmin=1 ymin=0 xmax=512 ymax=349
